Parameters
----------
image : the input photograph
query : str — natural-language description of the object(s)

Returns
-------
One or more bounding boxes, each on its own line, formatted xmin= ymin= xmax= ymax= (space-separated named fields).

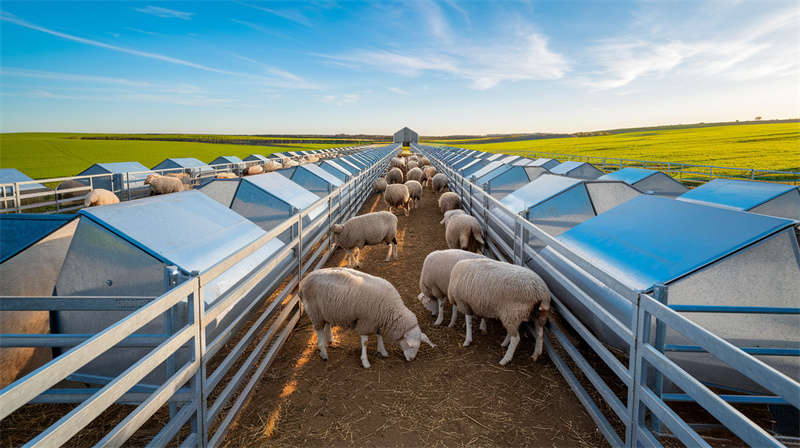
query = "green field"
xmin=424 ymin=122 xmax=800 ymax=172
xmin=0 ymin=133 xmax=376 ymax=179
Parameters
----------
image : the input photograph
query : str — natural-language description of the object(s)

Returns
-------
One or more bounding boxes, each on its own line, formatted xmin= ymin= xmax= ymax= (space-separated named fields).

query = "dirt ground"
xmin=222 ymin=183 xmax=609 ymax=448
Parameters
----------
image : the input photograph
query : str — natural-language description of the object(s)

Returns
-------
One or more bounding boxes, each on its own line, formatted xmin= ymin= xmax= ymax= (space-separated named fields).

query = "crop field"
xmin=425 ymin=122 xmax=800 ymax=172
xmin=0 ymin=133 xmax=377 ymax=179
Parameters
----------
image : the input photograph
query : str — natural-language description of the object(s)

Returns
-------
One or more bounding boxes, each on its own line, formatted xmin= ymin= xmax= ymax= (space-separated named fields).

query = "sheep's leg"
xmin=501 ymin=331 xmax=511 ymax=347
xmin=315 ymin=329 xmax=329 ymax=361
xmin=325 ymin=323 xmax=334 ymax=345
xmin=353 ymin=247 xmax=361 ymax=267
xmin=433 ymin=298 xmax=445 ymax=326
xmin=344 ymin=249 xmax=355 ymax=268
xmin=391 ymin=238 xmax=398 ymax=260
xmin=360 ymin=335 xmax=371 ymax=368
xmin=448 ymin=304 xmax=458 ymax=328
xmin=479 ymin=318 xmax=487 ymax=334
xmin=531 ymin=308 xmax=547 ymax=362
xmin=463 ymin=314 xmax=473 ymax=347
xmin=499 ymin=335 xmax=521 ymax=366
xmin=377 ymin=335 xmax=389 ymax=358
xmin=385 ymin=243 xmax=393 ymax=262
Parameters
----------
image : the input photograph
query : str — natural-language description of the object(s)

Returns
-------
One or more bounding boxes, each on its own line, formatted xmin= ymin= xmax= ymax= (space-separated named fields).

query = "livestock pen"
xmin=1 ymin=142 xmax=798 ymax=447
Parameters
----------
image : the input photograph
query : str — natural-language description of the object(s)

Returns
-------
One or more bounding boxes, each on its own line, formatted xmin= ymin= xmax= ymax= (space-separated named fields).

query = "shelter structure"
xmin=151 ymin=157 xmax=214 ymax=179
xmin=598 ymin=167 xmax=689 ymax=197
xmin=243 ymin=154 xmax=269 ymax=163
xmin=209 ymin=156 xmax=246 ymax=172
xmin=0 ymin=214 xmax=75 ymax=263
xmin=528 ymin=158 xmax=561 ymax=170
xmin=550 ymin=161 xmax=605 ymax=180
xmin=677 ymin=178 xmax=800 ymax=221
xmin=393 ymin=127 xmax=419 ymax=147
xmin=77 ymin=162 xmax=154 ymax=193
xmin=276 ymin=164 xmax=344 ymax=197
xmin=474 ymin=165 xmax=550 ymax=199
xmin=0 ymin=168 xmax=49 ymax=195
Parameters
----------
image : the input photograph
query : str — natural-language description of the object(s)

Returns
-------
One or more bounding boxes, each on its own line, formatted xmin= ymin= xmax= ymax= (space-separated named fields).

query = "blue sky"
xmin=1 ymin=1 xmax=797 ymax=135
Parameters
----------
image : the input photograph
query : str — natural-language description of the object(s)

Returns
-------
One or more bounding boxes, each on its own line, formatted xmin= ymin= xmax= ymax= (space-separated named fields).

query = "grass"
xmin=424 ymin=122 xmax=800 ymax=172
xmin=0 ymin=133 xmax=378 ymax=179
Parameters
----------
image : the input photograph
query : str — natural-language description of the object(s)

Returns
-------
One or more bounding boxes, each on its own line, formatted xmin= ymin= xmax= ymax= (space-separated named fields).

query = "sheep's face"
xmin=398 ymin=326 xmax=435 ymax=361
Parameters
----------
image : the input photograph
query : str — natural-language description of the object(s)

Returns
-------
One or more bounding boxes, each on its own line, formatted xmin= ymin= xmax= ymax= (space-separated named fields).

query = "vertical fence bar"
xmin=650 ymin=284 xmax=669 ymax=435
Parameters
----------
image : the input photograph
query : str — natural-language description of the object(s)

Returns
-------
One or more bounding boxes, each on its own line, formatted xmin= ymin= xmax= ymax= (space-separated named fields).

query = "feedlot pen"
xmin=221 ymin=189 xmax=605 ymax=447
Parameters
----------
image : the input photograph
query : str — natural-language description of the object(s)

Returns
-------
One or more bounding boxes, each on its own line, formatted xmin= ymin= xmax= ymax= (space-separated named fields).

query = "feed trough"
xmin=550 ymin=161 xmax=605 ymax=180
xmin=677 ymin=178 xmax=800 ymax=221
xmin=475 ymin=165 xmax=550 ymax=199
xmin=598 ymin=167 xmax=689 ymax=197
xmin=276 ymin=163 xmax=344 ymax=197
xmin=52 ymin=190 xmax=285 ymax=385
xmin=534 ymin=194 xmax=800 ymax=393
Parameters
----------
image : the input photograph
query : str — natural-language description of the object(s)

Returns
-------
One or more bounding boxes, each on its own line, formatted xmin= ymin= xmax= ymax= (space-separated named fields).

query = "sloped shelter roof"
xmin=599 ymin=167 xmax=689 ymax=197
xmin=550 ymin=161 xmax=604 ymax=180
xmin=152 ymin=157 xmax=213 ymax=172
xmin=677 ymin=178 xmax=800 ymax=221
xmin=0 ymin=214 xmax=76 ymax=263
xmin=0 ymin=168 xmax=49 ymax=193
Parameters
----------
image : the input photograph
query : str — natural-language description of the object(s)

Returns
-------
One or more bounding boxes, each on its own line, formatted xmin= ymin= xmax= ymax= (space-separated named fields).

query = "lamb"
xmin=0 ymin=220 xmax=78 ymax=388
xmin=332 ymin=211 xmax=398 ymax=268
xmin=384 ymin=183 xmax=411 ymax=216
xmin=440 ymin=209 xmax=484 ymax=254
xmin=432 ymin=173 xmax=449 ymax=197
xmin=373 ymin=177 xmax=388 ymax=195
xmin=145 ymin=174 xmax=185 ymax=195
xmin=243 ymin=165 xmax=264 ymax=176
xmin=298 ymin=267 xmax=435 ymax=368
xmin=406 ymin=167 xmax=424 ymax=183
xmin=216 ymin=172 xmax=238 ymax=179
xmin=386 ymin=167 xmax=404 ymax=184
xmin=84 ymin=188 xmax=120 ymax=207
xmin=448 ymin=258 xmax=551 ymax=365
xmin=424 ymin=167 xmax=438 ymax=187
xmin=417 ymin=249 xmax=487 ymax=327
xmin=56 ymin=179 xmax=89 ymax=200
xmin=405 ymin=180 xmax=423 ymax=209
xmin=438 ymin=191 xmax=461 ymax=214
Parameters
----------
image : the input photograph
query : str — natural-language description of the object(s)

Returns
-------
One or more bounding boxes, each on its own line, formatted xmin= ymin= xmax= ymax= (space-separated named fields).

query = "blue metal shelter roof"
xmin=0 ymin=214 xmax=76 ymax=263
xmin=469 ymin=161 xmax=508 ymax=181
xmin=210 ymin=156 xmax=245 ymax=165
xmin=152 ymin=158 xmax=213 ymax=172
xmin=598 ymin=167 xmax=658 ymax=184
xmin=79 ymin=162 xmax=152 ymax=175
xmin=556 ymin=195 xmax=797 ymax=292
xmin=244 ymin=154 xmax=268 ymax=162
xmin=529 ymin=158 xmax=560 ymax=169
xmin=0 ymin=168 xmax=49 ymax=192
xmin=243 ymin=173 xmax=320 ymax=212
xmin=500 ymin=174 xmax=584 ymax=213
xmin=678 ymin=179 xmax=799 ymax=212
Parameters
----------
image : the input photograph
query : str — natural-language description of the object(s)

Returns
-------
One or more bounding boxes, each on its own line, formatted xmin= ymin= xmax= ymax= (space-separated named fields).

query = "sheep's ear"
xmin=331 ymin=224 xmax=343 ymax=234
xmin=421 ymin=332 xmax=435 ymax=348
xmin=439 ymin=217 xmax=446 ymax=225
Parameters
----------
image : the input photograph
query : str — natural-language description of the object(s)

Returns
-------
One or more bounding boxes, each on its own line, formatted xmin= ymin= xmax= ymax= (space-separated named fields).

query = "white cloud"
xmin=388 ymin=87 xmax=410 ymax=96
xmin=135 ymin=6 xmax=194 ymax=20
xmin=321 ymin=94 xmax=359 ymax=105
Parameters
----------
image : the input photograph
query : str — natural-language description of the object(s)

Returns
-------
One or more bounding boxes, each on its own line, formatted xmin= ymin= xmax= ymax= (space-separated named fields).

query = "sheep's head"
xmin=440 ymin=209 xmax=465 ymax=226
xmin=145 ymin=174 xmax=160 ymax=185
xmin=397 ymin=325 xmax=435 ymax=361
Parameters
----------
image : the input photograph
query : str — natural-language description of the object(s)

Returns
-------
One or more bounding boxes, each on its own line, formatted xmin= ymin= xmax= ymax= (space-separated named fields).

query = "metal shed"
xmin=0 ymin=168 xmax=49 ymax=195
xmin=243 ymin=154 xmax=269 ymax=163
xmin=529 ymin=158 xmax=561 ymax=170
xmin=209 ymin=156 xmax=246 ymax=171
xmin=677 ymin=178 xmax=800 ymax=221
xmin=53 ymin=190 xmax=285 ymax=384
xmin=77 ymin=162 xmax=155 ymax=192
xmin=475 ymin=165 xmax=550 ymax=199
xmin=0 ymin=214 xmax=75 ymax=263
xmin=550 ymin=161 xmax=605 ymax=180
xmin=535 ymin=194 xmax=800 ymax=393
xmin=598 ymin=167 xmax=689 ymax=197
xmin=459 ymin=159 xmax=490 ymax=178
xmin=393 ymin=127 xmax=419 ymax=146
xmin=318 ymin=160 xmax=354 ymax=182
xmin=151 ymin=157 xmax=214 ymax=177
xmin=276 ymin=164 xmax=344 ymax=197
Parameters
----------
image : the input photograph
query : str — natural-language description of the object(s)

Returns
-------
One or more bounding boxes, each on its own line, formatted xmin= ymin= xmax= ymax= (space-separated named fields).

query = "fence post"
xmin=14 ymin=182 xmax=21 ymax=213
xmin=650 ymin=284 xmax=669 ymax=434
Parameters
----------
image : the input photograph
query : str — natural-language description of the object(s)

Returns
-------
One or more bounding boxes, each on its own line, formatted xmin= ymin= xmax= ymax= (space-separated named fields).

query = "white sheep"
xmin=145 ymin=174 xmax=185 ymax=195
xmin=283 ymin=159 xmax=299 ymax=168
xmin=332 ymin=211 xmax=398 ymax=267
xmin=84 ymin=188 xmax=120 ymax=207
xmin=438 ymin=191 xmax=461 ymax=214
xmin=0 ymin=220 xmax=78 ymax=388
xmin=384 ymin=183 xmax=411 ymax=216
xmin=440 ymin=209 xmax=484 ymax=254
xmin=432 ymin=173 xmax=449 ymax=197
xmin=386 ymin=167 xmax=404 ymax=184
xmin=417 ymin=249 xmax=487 ymax=327
xmin=423 ymin=167 xmax=438 ymax=187
xmin=407 ymin=161 xmax=420 ymax=171
xmin=262 ymin=161 xmax=280 ymax=173
xmin=243 ymin=165 xmax=264 ymax=176
xmin=373 ymin=177 xmax=388 ymax=195
xmin=298 ymin=267 xmax=435 ymax=368
xmin=406 ymin=167 xmax=424 ymax=183
xmin=55 ymin=179 xmax=89 ymax=200
xmin=216 ymin=172 xmax=238 ymax=179
xmin=420 ymin=157 xmax=431 ymax=166
xmin=404 ymin=180 xmax=423 ymax=209
xmin=449 ymin=258 xmax=551 ymax=365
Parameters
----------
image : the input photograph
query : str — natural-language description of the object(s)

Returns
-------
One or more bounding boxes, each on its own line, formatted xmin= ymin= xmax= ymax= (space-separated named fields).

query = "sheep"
xmin=84 ymin=188 xmax=120 ymax=207
xmin=262 ymin=160 xmax=280 ymax=173
xmin=420 ymin=157 xmax=431 ymax=166
xmin=216 ymin=172 xmax=238 ymax=179
xmin=407 ymin=161 xmax=420 ymax=171
xmin=298 ymin=267 xmax=435 ymax=368
xmin=373 ymin=177 xmax=388 ymax=195
xmin=390 ymin=157 xmax=406 ymax=171
xmin=424 ymin=167 xmax=438 ymax=187
xmin=438 ymin=191 xmax=461 ymax=214
xmin=406 ymin=167 xmax=424 ymax=183
xmin=440 ymin=209 xmax=484 ymax=254
xmin=331 ymin=211 xmax=398 ymax=268
xmin=243 ymin=165 xmax=264 ymax=176
xmin=432 ymin=173 xmax=449 ymax=197
xmin=386 ymin=167 xmax=404 ymax=184
xmin=145 ymin=174 xmax=185 ymax=195
xmin=417 ymin=249 xmax=487 ymax=327
xmin=405 ymin=180 xmax=423 ymax=209
xmin=448 ymin=258 xmax=551 ymax=365
xmin=384 ymin=183 xmax=411 ymax=216
xmin=0 ymin=220 xmax=78 ymax=388
xmin=55 ymin=179 xmax=89 ymax=200
xmin=165 ymin=172 xmax=189 ymax=180
xmin=283 ymin=159 xmax=299 ymax=168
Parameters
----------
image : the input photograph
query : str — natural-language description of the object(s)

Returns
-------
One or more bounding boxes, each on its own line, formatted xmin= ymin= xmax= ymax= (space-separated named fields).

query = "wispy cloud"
xmin=135 ymin=6 xmax=194 ymax=20
xmin=228 ymin=53 xmax=321 ymax=89
xmin=228 ymin=18 xmax=295 ymax=41
xmin=321 ymin=94 xmax=359 ymax=105
xmin=0 ymin=67 xmax=152 ymax=87
xmin=388 ymin=87 xmax=410 ymax=96
xmin=234 ymin=1 xmax=314 ymax=27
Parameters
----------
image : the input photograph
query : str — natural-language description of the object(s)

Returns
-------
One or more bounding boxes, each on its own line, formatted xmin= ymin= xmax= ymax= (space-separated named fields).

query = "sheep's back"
xmin=340 ymin=212 xmax=396 ymax=246
xmin=420 ymin=249 xmax=486 ymax=300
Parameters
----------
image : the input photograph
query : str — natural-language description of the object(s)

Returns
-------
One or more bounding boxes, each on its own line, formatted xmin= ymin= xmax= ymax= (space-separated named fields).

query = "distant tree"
xmin=755 ymin=116 xmax=763 ymax=121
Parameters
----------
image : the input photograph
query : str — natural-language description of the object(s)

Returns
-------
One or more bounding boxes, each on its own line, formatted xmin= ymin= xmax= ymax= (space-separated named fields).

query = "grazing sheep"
xmin=262 ymin=160 xmax=280 ymax=173
xmin=406 ymin=167 xmax=424 ymax=183
xmin=390 ymin=157 xmax=406 ymax=171
xmin=331 ymin=211 xmax=398 ymax=268
xmin=449 ymin=258 xmax=551 ymax=365
xmin=424 ymin=167 xmax=438 ymax=187
xmin=432 ymin=173 xmax=449 ymax=197
xmin=56 ymin=179 xmax=89 ymax=200
xmin=0 ymin=220 xmax=78 ymax=388
xmin=373 ymin=177 xmax=388 ymax=195
xmin=84 ymin=188 xmax=120 ymax=207
xmin=243 ymin=165 xmax=264 ymax=176
xmin=216 ymin=172 xmax=238 ymax=179
xmin=438 ymin=191 xmax=461 ymax=214
xmin=407 ymin=161 xmax=420 ymax=171
xmin=386 ymin=167 xmax=404 ymax=185
xmin=405 ymin=180 xmax=423 ymax=209
xmin=420 ymin=157 xmax=431 ymax=166
xmin=440 ymin=209 xmax=484 ymax=254
xmin=384 ymin=183 xmax=411 ymax=216
xmin=418 ymin=249 xmax=487 ymax=327
xmin=145 ymin=174 xmax=184 ymax=195
xmin=298 ymin=267 xmax=435 ymax=368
